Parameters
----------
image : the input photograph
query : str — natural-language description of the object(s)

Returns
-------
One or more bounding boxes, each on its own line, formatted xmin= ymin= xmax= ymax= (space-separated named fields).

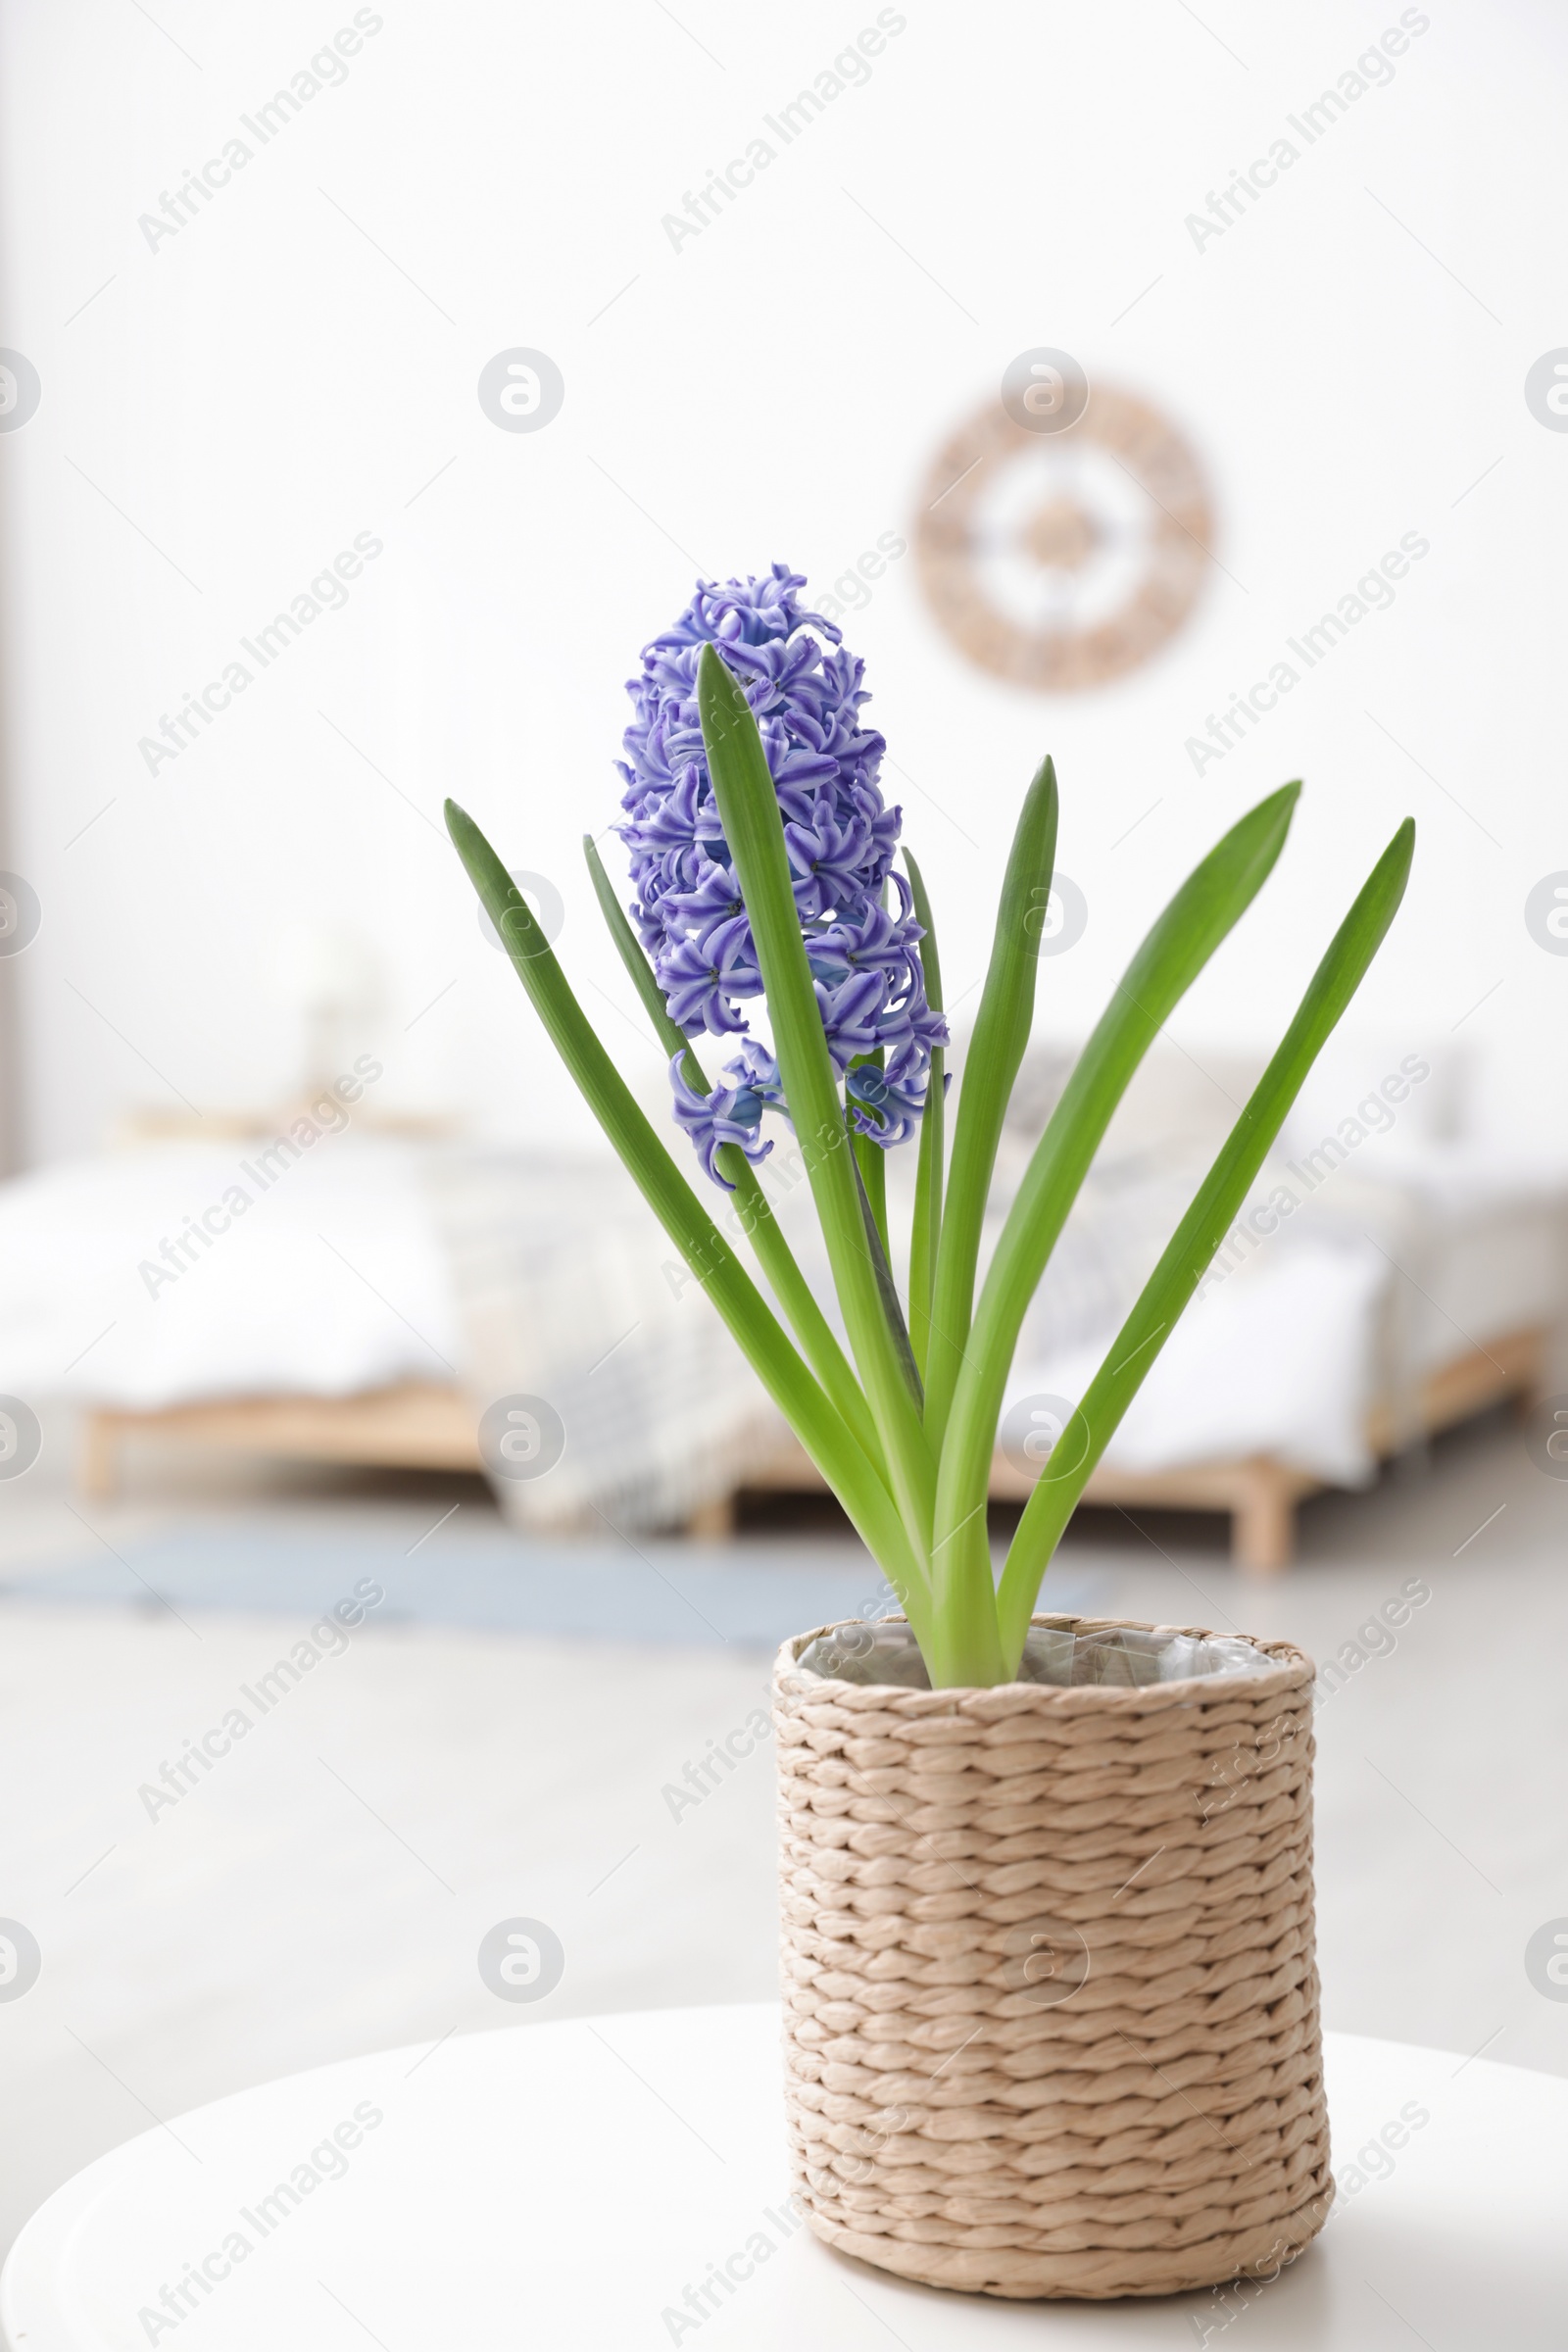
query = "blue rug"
xmin=1 ymin=1516 xmax=1105 ymax=1652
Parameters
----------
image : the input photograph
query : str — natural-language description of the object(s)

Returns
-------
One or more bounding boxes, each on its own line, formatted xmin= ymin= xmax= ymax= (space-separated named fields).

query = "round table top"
xmin=2 ymin=2006 xmax=1563 ymax=2349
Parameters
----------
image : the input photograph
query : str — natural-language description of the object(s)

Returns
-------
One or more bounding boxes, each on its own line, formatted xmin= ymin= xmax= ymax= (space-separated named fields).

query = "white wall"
xmin=1 ymin=0 xmax=1564 ymax=1165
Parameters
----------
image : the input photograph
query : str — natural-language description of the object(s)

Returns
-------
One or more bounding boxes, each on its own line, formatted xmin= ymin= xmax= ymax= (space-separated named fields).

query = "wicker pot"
xmin=774 ymin=1613 xmax=1333 ymax=2300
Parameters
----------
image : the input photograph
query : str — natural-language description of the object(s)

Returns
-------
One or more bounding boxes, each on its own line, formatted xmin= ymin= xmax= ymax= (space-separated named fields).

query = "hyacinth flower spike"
xmin=447 ymin=564 xmax=1413 ymax=1689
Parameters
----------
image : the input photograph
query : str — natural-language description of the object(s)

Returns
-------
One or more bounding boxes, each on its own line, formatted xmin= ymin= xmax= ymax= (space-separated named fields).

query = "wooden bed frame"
xmin=78 ymin=1383 xmax=481 ymax=1497
xmin=79 ymin=1327 xmax=1544 ymax=1575
xmin=724 ymin=1325 xmax=1546 ymax=1570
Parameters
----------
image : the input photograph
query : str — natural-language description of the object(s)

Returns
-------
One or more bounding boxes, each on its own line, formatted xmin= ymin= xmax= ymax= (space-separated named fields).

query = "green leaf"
xmin=930 ymin=784 xmax=1300 ymax=1636
xmin=850 ymin=1064 xmax=890 ymax=1258
xmin=850 ymin=1125 xmax=923 ymax=1411
xmin=583 ymin=833 xmax=690 ymax=1063
xmin=581 ymin=833 xmax=883 ymax=1468
xmin=447 ymin=798 xmax=931 ymax=1630
xmin=904 ymin=849 xmax=945 ymax=1381
xmin=994 ymin=813 xmax=1416 ymax=1669
xmin=718 ymin=1145 xmax=888 ymax=1469
xmin=923 ymin=756 xmax=1057 ymax=1447
xmin=696 ymin=644 xmax=936 ymax=1549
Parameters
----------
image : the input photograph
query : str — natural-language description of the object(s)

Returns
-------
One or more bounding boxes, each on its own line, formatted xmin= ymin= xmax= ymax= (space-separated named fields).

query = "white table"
xmin=2 ymin=2006 xmax=1563 ymax=2348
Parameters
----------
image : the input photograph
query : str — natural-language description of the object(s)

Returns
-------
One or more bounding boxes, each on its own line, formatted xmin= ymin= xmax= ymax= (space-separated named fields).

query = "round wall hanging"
xmin=914 ymin=373 xmax=1213 ymax=691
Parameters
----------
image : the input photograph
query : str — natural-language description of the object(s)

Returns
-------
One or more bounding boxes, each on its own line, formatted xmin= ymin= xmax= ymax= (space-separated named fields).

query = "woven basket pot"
xmin=774 ymin=1612 xmax=1333 ymax=2300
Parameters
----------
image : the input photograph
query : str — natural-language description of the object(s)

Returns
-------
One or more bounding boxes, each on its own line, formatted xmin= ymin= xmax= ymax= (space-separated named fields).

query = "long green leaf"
xmin=696 ymin=645 xmax=936 ymax=1550
xmin=923 ymin=756 xmax=1057 ymax=1448
xmin=446 ymin=798 xmax=931 ymax=1632
xmin=850 ymin=1058 xmax=890 ymax=1258
xmin=583 ymin=832 xmax=686 ymax=1048
xmin=850 ymin=1125 xmax=923 ymax=1409
xmin=930 ymin=785 xmax=1300 ymax=1641
xmin=905 ymin=849 xmax=945 ymax=1380
xmin=994 ymin=814 xmax=1416 ymax=1669
xmin=581 ymin=833 xmax=883 ymax=1466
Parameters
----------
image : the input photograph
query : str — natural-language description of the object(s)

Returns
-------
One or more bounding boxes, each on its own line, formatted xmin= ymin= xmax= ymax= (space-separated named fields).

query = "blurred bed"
xmin=5 ymin=1042 xmax=1564 ymax=1571
xmin=0 ymin=1118 xmax=774 ymax=1533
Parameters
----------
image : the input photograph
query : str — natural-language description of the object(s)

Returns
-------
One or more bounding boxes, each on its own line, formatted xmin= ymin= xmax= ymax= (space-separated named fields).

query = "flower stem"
xmin=582 ymin=834 xmax=883 ymax=1468
xmin=698 ymin=647 xmax=937 ymax=1555
xmin=904 ymin=851 xmax=945 ymax=1381
xmin=448 ymin=797 xmax=929 ymax=1621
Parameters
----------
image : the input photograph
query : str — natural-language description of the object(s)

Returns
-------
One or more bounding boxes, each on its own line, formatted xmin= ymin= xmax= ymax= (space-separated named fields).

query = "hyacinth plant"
xmin=445 ymin=566 xmax=1413 ymax=1689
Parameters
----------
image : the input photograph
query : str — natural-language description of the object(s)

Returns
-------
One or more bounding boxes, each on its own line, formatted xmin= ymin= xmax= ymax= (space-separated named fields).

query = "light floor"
xmin=0 ymin=1408 xmax=1564 ymax=2263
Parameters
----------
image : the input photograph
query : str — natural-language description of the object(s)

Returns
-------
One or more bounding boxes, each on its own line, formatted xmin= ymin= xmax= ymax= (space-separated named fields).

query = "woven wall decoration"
xmin=914 ymin=384 xmax=1214 ymax=692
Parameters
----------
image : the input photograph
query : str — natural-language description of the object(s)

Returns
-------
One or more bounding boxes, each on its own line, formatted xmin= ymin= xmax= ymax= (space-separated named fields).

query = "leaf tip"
xmin=1249 ymin=779 xmax=1301 ymax=858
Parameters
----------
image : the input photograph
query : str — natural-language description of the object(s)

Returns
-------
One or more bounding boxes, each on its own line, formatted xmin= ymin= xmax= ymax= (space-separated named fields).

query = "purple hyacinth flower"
xmin=784 ymin=808 xmax=873 ymax=922
xmin=668 ymin=1050 xmax=774 ymax=1189
xmin=616 ymin=564 xmax=948 ymax=1184
xmin=661 ymin=913 xmax=761 ymax=1037
xmin=846 ymin=1042 xmax=930 ymax=1147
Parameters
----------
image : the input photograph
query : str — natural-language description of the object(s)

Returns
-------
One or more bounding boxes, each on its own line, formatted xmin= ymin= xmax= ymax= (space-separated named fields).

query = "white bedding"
xmin=1005 ymin=1228 xmax=1390 ymax=1486
xmin=1 ymin=1111 xmax=1563 ymax=1518
xmin=992 ymin=1124 xmax=1568 ymax=1484
xmin=430 ymin=1151 xmax=777 ymax=1533
xmin=0 ymin=1136 xmax=461 ymax=1408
